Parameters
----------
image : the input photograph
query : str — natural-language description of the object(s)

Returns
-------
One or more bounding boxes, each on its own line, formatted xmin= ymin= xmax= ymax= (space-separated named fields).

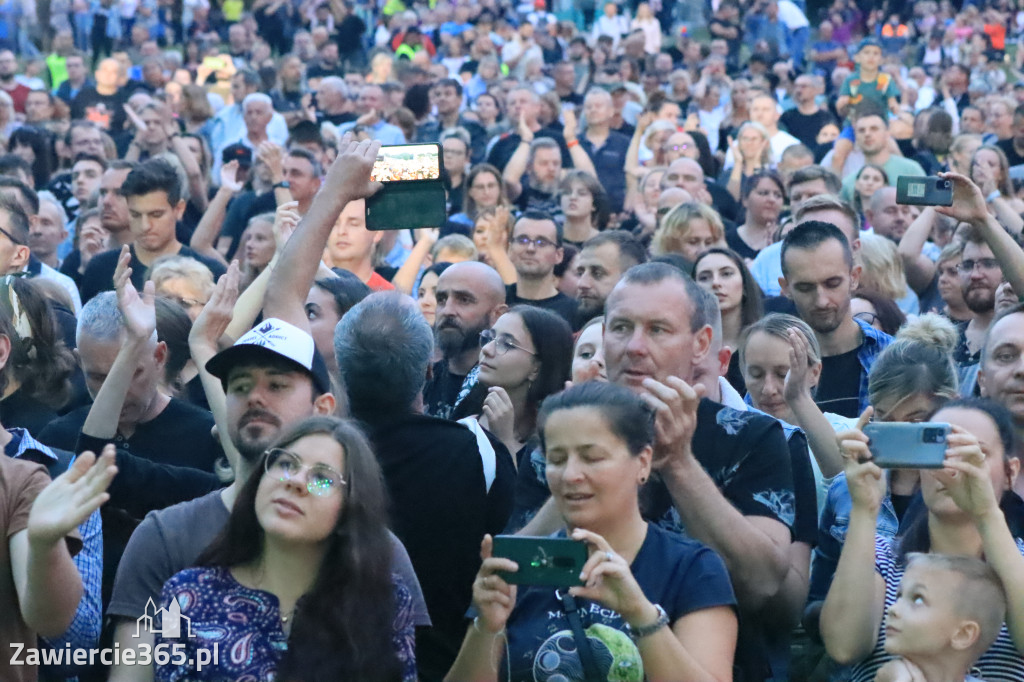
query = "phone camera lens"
xmin=923 ymin=428 xmax=944 ymax=443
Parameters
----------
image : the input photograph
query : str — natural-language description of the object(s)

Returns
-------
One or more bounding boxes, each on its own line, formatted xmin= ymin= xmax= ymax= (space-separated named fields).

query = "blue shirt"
xmin=8 ymin=429 xmax=103 ymax=662
xmin=338 ymin=119 xmax=407 ymax=145
xmin=852 ymin=317 xmax=894 ymax=415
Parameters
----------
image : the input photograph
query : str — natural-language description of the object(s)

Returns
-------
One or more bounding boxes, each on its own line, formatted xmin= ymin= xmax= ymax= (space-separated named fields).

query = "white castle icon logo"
xmin=136 ymin=597 xmax=195 ymax=639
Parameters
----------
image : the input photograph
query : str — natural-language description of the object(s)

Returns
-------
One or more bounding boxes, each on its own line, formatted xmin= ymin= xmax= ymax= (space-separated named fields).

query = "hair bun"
xmin=895 ymin=313 xmax=958 ymax=354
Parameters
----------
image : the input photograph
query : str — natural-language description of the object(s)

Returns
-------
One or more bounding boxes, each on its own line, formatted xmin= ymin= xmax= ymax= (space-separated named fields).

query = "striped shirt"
xmin=851 ymin=535 xmax=1024 ymax=682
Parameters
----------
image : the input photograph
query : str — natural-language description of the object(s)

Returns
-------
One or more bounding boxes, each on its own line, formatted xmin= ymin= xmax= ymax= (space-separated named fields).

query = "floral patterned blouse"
xmin=155 ymin=566 xmax=416 ymax=681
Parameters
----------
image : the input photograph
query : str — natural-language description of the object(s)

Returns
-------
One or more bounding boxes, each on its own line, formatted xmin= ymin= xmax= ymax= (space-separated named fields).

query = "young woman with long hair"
xmin=156 ymin=416 xmax=416 ymax=682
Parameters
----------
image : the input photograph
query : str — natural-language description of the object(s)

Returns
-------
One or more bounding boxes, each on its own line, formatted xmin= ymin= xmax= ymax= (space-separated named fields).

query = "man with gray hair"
xmin=209 ymin=69 xmax=288 ymax=177
xmin=335 ymin=291 xmax=515 ymax=682
xmin=315 ymin=76 xmax=356 ymax=127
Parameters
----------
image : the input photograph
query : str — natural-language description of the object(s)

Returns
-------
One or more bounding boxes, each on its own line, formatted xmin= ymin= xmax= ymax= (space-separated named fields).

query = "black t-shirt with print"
xmin=70 ymin=86 xmax=128 ymax=132
xmin=502 ymin=523 xmax=736 ymax=682
xmin=816 ymin=347 xmax=862 ymax=418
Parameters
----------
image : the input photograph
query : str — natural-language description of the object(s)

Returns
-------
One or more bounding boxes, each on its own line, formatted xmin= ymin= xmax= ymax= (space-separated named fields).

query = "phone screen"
xmin=371 ymin=144 xmax=441 ymax=183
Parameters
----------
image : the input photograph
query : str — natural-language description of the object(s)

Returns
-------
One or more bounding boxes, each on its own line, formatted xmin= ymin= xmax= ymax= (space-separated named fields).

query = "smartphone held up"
xmin=895 ymin=176 xmax=953 ymax=207
xmin=864 ymin=422 xmax=952 ymax=468
xmin=365 ymin=143 xmax=447 ymax=230
xmin=491 ymin=536 xmax=588 ymax=587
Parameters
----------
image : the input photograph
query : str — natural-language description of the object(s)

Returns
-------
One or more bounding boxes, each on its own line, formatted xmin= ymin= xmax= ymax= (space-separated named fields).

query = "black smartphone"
xmin=366 ymin=143 xmax=446 ymax=230
xmin=491 ymin=536 xmax=588 ymax=587
xmin=864 ymin=422 xmax=951 ymax=468
xmin=896 ymin=175 xmax=954 ymax=206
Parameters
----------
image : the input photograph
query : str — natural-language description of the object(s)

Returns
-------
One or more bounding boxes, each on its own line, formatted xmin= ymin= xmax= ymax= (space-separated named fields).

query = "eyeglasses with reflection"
xmin=854 ymin=311 xmax=879 ymax=327
xmin=511 ymin=235 xmax=558 ymax=250
xmin=479 ymin=329 xmax=537 ymax=356
xmin=264 ymin=448 xmax=346 ymax=496
xmin=958 ymin=258 xmax=999 ymax=273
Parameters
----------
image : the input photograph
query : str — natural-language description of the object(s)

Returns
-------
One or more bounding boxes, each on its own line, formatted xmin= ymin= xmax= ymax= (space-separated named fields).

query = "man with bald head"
xmin=865 ymin=186 xmax=914 ymax=242
xmin=424 ymin=261 xmax=508 ymax=418
xmin=664 ymin=157 xmax=739 ymax=222
xmin=580 ymin=88 xmax=630 ymax=212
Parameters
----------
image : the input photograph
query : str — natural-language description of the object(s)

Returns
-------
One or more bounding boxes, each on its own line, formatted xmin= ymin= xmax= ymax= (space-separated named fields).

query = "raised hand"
xmin=933 ymin=425 xmax=1001 ymax=521
xmin=257 ymin=141 xmax=284 ymax=180
xmin=219 ymin=160 xmax=244 ymax=193
xmin=273 ymin=200 xmax=301 ymax=252
xmin=563 ymin=109 xmax=578 ymax=142
xmin=480 ymin=386 xmax=516 ymax=449
xmin=639 ymin=376 xmax=705 ymax=472
xmin=113 ymin=246 xmax=156 ymax=342
xmin=839 ymin=407 xmax=887 ymax=513
xmin=28 ymin=445 xmax=118 ymax=547
xmin=783 ymin=328 xmax=814 ymax=405
xmin=472 ymin=535 xmax=518 ymax=634
xmin=518 ymin=111 xmax=534 ymax=143
xmin=190 ymin=262 xmax=241 ymax=358
xmin=933 ymin=171 xmax=989 ymax=226
xmin=323 ymin=134 xmax=383 ymax=204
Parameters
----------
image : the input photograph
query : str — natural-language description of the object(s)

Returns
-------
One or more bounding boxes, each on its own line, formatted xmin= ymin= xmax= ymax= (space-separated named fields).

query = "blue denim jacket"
xmin=807 ymin=472 xmax=900 ymax=603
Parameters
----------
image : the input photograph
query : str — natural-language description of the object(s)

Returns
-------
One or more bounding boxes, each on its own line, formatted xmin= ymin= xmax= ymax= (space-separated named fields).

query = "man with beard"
xmin=574 ymin=230 xmax=646 ymax=329
xmin=506 ymin=211 xmax=578 ymax=325
xmin=424 ymin=261 xmax=507 ymax=419
xmin=106 ymin=140 xmax=432 ymax=678
xmin=780 ymin=221 xmax=893 ymax=418
xmin=955 ymin=230 xmax=1007 ymax=395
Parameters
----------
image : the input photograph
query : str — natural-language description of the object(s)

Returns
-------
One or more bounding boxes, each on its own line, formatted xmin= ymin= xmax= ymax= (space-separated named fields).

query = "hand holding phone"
xmin=896 ymin=176 xmax=954 ymax=206
xmin=864 ymin=422 xmax=951 ymax=468
xmin=491 ymin=535 xmax=587 ymax=587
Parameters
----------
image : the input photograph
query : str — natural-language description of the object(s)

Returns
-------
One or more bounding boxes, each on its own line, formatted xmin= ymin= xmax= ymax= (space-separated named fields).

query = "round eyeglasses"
xmin=479 ymin=329 xmax=536 ymax=356
xmin=264 ymin=448 xmax=345 ymax=497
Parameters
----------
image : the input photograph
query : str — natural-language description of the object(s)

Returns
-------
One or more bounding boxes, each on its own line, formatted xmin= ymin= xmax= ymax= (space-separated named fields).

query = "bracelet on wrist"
xmin=567 ymin=138 xmax=579 ymax=148
xmin=472 ymin=616 xmax=504 ymax=637
xmin=986 ymin=189 xmax=1001 ymax=203
xmin=628 ymin=604 xmax=669 ymax=640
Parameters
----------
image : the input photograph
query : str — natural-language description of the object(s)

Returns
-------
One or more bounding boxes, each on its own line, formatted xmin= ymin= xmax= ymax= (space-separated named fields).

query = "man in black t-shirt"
xmin=780 ymin=75 xmax=836 ymax=148
xmin=424 ymin=261 xmax=508 ymax=419
xmin=506 ymin=212 xmax=578 ymax=325
xmin=70 ymin=57 xmax=128 ymax=133
xmin=780 ymin=221 xmax=893 ymax=418
xmin=80 ymin=158 xmax=226 ymax=303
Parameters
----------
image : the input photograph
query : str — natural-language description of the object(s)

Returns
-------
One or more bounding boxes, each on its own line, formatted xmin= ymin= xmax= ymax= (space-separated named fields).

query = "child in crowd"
xmin=878 ymin=553 xmax=1007 ymax=682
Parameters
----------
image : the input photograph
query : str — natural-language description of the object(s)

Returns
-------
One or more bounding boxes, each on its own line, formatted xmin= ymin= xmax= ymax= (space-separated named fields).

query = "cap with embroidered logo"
xmin=205 ymin=318 xmax=332 ymax=394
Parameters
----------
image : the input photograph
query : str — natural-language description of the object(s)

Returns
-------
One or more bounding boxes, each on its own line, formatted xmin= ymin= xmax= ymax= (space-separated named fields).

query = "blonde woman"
xmin=858 ymin=233 xmax=919 ymax=316
xmin=651 ymin=202 xmax=726 ymax=262
xmin=970 ymin=144 xmax=1024 ymax=233
xmin=150 ymin=255 xmax=216 ymax=322
xmin=723 ymin=121 xmax=772 ymax=201
xmin=631 ymin=3 xmax=662 ymax=54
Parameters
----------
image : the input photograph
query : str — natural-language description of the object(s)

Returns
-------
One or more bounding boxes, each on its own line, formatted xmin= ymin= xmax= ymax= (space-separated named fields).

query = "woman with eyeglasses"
xmin=851 ymin=289 xmax=907 ymax=337
xmin=446 ymin=382 xmax=737 ymax=682
xmin=155 ymin=416 xmax=417 ymax=682
xmin=452 ymin=306 xmax=573 ymax=466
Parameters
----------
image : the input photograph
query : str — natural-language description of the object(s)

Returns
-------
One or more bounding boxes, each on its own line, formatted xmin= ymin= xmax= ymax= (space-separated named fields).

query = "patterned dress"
xmin=155 ymin=566 xmax=417 ymax=681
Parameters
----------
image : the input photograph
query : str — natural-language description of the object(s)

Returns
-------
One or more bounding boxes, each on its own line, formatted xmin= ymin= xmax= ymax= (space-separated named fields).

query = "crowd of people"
xmin=7 ymin=0 xmax=1024 ymax=681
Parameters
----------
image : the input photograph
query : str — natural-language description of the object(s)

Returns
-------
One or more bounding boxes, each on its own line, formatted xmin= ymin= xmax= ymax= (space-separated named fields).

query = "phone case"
xmin=366 ymin=143 xmax=447 ymax=230
xmin=864 ymin=422 xmax=951 ymax=468
xmin=895 ymin=176 xmax=954 ymax=207
xmin=491 ymin=536 xmax=587 ymax=587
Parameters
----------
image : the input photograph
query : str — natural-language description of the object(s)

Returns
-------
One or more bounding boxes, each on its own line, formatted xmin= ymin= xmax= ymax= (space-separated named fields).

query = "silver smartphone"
xmin=864 ymin=422 xmax=951 ymax=468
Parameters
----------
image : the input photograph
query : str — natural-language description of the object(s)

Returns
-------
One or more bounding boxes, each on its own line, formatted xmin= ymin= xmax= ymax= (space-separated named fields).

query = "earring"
xmin=639 ymin=476 xmax=648 ymax=485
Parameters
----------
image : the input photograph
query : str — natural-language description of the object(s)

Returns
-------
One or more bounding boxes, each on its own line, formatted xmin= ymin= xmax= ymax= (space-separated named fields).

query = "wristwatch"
xmin=273 ymin=181 xmax=290 ymax=189
xmin=628 ymin=604 xmax=669 ymax=640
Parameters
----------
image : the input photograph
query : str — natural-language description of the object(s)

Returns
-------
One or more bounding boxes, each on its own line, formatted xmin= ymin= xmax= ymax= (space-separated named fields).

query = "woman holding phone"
xmin=821 ymin=398 xmax=1024 ymax=680
xmin=446 ymin=382 xmax=737 ymax=682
